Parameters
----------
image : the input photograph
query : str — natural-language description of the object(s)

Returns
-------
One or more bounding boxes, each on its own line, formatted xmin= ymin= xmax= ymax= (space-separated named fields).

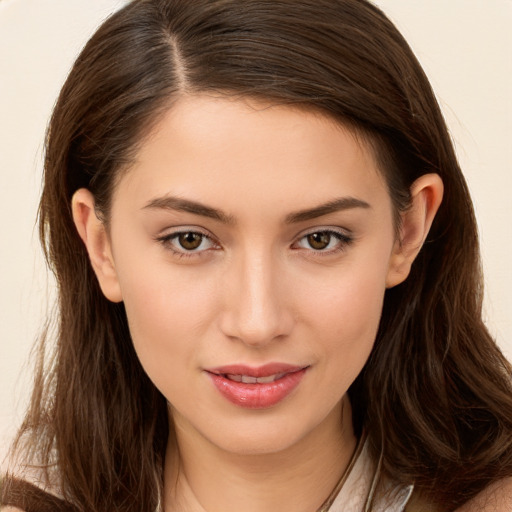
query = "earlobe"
xmin=71 ymin=188 xmax=123 ymax=302
xmin=386 ymin=173 xmax=444 ymax=288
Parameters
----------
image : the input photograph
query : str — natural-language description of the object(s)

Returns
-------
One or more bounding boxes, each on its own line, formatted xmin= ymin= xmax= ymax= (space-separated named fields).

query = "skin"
xmin=73 ymin=95 xmax=443 ymax=512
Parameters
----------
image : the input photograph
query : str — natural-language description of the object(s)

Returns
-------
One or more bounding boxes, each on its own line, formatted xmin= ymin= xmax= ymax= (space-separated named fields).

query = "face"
xmin=93 ymin=96 xmax=404 ymax=456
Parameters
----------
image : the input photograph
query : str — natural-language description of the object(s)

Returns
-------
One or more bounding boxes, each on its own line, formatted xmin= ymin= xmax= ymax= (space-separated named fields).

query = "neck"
xmin=163 ymin=396 xmax=357 ymax=512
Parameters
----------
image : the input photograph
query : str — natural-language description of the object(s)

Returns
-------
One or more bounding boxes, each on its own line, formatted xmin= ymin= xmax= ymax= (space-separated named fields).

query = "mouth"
xmin=222 ymin=372 xmax=288 ymax=384
xmin=206 ymin=364 xmax=309 ymax=409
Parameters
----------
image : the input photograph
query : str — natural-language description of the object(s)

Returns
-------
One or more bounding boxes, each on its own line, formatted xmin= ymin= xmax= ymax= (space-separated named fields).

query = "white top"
xmin=328 ymin=439 xmax=413 ymax=512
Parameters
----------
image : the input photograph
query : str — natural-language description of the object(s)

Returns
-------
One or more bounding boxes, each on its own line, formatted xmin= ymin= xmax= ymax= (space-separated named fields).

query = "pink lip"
xmin=206 ymin=363 xmax=308 ymax=409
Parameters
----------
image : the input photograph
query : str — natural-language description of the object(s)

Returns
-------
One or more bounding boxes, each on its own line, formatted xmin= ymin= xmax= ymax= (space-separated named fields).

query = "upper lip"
xmin=206 ymin=363 xmax=307 ymax=378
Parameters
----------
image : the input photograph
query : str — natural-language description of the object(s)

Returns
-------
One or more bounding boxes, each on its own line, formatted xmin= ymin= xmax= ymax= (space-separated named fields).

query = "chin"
xmin=201 ymin=408 xmax=338 ymax=457
xmin=210 ymin=428 xmax=306 ymax=456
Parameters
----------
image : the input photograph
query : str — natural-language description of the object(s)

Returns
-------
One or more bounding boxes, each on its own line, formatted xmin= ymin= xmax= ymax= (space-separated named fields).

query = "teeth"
xmin=225 ymin=372 xmax=286 ymax=384
xmin=257 ymin=374 xmax=277 ymax=383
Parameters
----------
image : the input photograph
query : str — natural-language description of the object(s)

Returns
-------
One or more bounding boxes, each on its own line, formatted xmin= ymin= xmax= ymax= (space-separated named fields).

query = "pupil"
xmin=179 ymin=232 xmax=202 ymax=250
xmin=308 ymin=232 xmax=330 ymax=250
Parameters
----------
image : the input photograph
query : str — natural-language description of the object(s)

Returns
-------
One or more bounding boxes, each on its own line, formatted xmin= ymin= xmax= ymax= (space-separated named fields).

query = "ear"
xmin=386 ymin=173 xmax=444 ymax=288
xmin=71 ymin=188 xmax=123 ymax=302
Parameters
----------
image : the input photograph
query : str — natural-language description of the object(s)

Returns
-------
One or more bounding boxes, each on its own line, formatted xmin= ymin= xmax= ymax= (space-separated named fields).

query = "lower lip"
xmin=207 ymin=369 xmax=307 ymax=409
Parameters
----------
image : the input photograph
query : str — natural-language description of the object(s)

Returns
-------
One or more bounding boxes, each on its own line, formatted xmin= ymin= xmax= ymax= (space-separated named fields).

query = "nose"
xmin=218 ymin=250 xmax=294 ymax=347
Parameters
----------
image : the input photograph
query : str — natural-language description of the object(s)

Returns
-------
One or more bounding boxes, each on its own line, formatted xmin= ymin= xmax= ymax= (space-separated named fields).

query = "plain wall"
xmin=1 ymin=0 xmax=511 ymax=462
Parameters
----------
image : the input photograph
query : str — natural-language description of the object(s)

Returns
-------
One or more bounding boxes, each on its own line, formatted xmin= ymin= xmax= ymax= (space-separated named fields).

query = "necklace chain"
xmin=316 ymin=433 xmax=365 ymax=512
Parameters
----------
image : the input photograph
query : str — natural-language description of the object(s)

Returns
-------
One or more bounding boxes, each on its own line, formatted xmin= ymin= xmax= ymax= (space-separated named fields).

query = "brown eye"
xmin=306 ymin=232 xmax=331 ymax=250
xmin=157 ymin=229 xmax=217 ymax=256
xmin=295 ymin=229 xmax=353 ymax=253
xmin=178 ymin=232 xmax=204 ymax=250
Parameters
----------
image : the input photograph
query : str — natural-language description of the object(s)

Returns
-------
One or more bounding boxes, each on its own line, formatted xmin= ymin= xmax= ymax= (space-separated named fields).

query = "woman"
xmin=2 ymin=0 xmax=512 ymax=510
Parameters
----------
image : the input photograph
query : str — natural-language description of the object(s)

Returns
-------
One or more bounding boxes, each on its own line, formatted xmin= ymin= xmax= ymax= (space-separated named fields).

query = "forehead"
xmin=114 ymin=94 xmax=390 ymax=217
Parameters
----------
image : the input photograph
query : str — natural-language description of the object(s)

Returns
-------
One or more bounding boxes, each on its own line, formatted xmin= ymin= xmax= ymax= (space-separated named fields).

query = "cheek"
xmin=303 ymin=253 xmax=389 ymax=336
xmin=330 ymin=273 xmax=385 ymax=339
xmin=296 ymin=249 xmax=390 ymax=377
xmin=317 ymin=280 xmax=385 ymax=404
xmin=113 ymin=252 xmax=219 ymax=380
xmin=315 ymin=280 xmax=385 ymax=372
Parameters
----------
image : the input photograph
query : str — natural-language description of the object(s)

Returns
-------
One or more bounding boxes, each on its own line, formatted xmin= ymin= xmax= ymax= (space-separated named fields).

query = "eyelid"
xmin=292 ymin=227 xmax=354 ymax=253
xmin=155 ymin=226 xmax=220 ymax=257
xmin=154 ymin=225 xmax=353 ymax=259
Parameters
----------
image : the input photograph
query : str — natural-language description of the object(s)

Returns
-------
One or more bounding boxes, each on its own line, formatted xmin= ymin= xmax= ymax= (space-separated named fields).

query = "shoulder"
xmin=406 ymin=478 xmax=512 ymax=512
xmin=455 ymin=477 xmax=512 ymax=512
xmin=1 ymin=476 xmax=79 ymax=512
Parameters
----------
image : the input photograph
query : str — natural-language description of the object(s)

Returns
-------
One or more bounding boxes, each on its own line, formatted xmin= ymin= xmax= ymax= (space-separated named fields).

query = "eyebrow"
xmin=143 ymin=195 xmax=371 ymax=224
xmin=285 ymin=197 xmax=371 ymax=224
xmin=143 ymin=196 xmax=235 ymax=224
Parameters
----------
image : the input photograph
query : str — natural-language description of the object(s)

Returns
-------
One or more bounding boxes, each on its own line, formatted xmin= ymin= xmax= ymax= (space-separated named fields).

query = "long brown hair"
xmin=3 ymin=0 xmax=512 ymax=510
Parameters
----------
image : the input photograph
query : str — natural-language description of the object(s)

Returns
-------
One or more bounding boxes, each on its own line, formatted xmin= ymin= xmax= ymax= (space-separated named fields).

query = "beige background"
xmin=1 ymin=0 xmax=511 ymax=462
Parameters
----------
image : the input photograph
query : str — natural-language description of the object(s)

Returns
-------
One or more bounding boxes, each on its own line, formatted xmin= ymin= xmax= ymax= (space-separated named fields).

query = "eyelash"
xmin=155 ymin=229 xmax=220 ymax=259
xmin=156 ymin=228 xmax=353 ymax=259
xmin=292 ymin=229 xmax=354 ymax=256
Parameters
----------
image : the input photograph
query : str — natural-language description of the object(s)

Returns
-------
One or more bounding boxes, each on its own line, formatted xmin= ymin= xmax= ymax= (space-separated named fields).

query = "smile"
xmin=224 ymin=373 xmax=287 ymax=384
xmin=206 ymin=364 xmax=308 ymax=409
